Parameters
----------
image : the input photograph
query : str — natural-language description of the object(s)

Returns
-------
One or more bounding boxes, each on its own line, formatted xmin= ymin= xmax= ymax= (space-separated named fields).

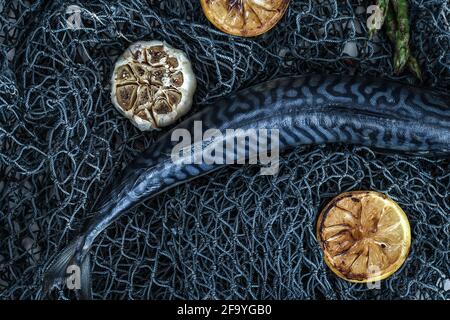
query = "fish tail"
xmin=42 ymin=236 xmax=92 ymax=299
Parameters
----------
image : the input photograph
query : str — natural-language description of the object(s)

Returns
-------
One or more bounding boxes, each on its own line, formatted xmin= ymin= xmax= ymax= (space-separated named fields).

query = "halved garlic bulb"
xmin=111 ymin=41 xmax=197 ymax=131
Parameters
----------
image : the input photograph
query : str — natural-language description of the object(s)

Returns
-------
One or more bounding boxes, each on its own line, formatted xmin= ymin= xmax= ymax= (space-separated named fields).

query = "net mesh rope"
xmin=0 ymin=0 xmax=449 ymax=299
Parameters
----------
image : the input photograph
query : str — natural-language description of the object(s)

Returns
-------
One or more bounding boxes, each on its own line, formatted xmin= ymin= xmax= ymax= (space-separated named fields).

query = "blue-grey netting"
xmin=0 ymin=0 xmax=449 ymax=299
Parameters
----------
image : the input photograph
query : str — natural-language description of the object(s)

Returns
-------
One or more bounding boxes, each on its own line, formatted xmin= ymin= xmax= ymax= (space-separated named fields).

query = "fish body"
xmin=43 ymin=74 xmax=450 ymax=298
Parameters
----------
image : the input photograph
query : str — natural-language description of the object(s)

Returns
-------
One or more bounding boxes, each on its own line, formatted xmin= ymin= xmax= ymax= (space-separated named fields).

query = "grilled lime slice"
xmin=317 ymin=191 xmax=411 ymax=283
xmin=200 ymin=0 xmax=290 ymax=37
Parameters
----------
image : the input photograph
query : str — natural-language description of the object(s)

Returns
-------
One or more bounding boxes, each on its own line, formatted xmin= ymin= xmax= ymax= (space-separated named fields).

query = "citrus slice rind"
xmin=316 ymin=191 xmax=411 ymax=283
xmin=200 ymin=0 xmax=290 ymax=37
xmin=111 ymin=41 xmax=197 ymax=131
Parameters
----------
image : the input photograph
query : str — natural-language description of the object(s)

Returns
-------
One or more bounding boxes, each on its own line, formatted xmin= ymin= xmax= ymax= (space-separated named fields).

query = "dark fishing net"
xmin=0 ymin=0 xmax=449 ymax=300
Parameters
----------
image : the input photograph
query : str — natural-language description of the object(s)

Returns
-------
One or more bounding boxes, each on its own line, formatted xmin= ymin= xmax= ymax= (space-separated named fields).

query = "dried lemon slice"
xmin=111 ymin=41 xmax=197 ymax=131
xmin=200 ymin=0 xmax=290 ymax=37
xmin=316 ymin=191 xmax=411 ymax=283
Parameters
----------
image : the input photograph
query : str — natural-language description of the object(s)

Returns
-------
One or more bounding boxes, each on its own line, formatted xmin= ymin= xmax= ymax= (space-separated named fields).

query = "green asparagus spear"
xmin=384 ymin=1 xmax=422 ymax=79
xmin=384 ymin=3 xmax=397 ymax=43
xmin=391 ymin=0 xmax=410 ymax=73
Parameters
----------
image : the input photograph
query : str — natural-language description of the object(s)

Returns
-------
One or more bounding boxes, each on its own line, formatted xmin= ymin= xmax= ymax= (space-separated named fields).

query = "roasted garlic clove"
xmin=111 ymin=40 xmax=197 ymax=131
